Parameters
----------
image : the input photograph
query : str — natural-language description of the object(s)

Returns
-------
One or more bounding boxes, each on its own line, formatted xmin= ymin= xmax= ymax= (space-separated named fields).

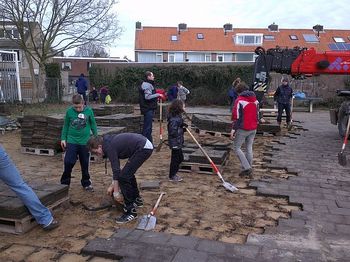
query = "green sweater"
xmin=61 ymin=106 xmax=98 ymax=145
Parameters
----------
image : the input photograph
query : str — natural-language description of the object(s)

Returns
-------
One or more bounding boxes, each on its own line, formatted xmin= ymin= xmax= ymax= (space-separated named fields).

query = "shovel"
xmin=338 ymin=115 xmax=350 ymax=166
xmin=156 ymin=99 xmax=166 ymax=152
xmin=136 ymin=192 xmax=166 ymax=231
xmin=185 ymin=128 xmax=238 ymax=193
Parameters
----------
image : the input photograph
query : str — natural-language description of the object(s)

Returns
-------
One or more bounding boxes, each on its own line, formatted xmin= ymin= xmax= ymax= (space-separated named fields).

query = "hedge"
xmin=89 ymin=64 xmax=254 ymax=106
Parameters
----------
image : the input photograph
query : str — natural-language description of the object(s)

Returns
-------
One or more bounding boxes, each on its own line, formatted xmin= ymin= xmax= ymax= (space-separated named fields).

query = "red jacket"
xmin=232 ymin=91 xmax=259 ymax=131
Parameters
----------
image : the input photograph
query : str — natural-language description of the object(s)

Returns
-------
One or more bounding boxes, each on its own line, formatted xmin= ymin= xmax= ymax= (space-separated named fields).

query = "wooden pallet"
xmin=179 ymin=153 xmax=228 ymax=175
xmin=0 ymin=196 xmax=69 ymax=234
xmin=195 ymin=128 xmax=231 ymax=138
xmin=21 ymin=147 xmax=56 ymax=156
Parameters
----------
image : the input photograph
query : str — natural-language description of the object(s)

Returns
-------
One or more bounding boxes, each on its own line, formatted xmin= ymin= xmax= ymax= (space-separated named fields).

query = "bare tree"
xmin=0 ymin=0 xmax=122 ymax=102
xmin=75 ymin=42 xmax=110 ymax=58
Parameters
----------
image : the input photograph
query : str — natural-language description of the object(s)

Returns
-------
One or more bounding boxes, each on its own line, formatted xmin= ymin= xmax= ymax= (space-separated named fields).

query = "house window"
xmin=235 ymin=34 xmax=263 ymax=45
xmin=264 ymin=35 xmax=275 ymax=40
xmin=61 ymin=62 xmax=72 ymax=70
xmin=217 ymin=53 xmax=224 ymax=62
xmin=303 ymin=34 xmax=319 ymax=42
xmin=168 ymin=53 xmax=175 ymax=63
xmin=197 ymin=33 xmax=204 ymax=39
xmin=289 ymin=35 xmax=298 ymax=40
xmin=12 ymin=29 xmax=19 ymax=39
xmin=156 ymin=53 xmax=163 ymax=63
xmin=0 ymin=30 xmax=5 ymax=38
xmin=235 ymin=53 xmax=255 ymax=62
xmin=333 ymin=37 xmax=345 ymax=43
xmin=205 ymin=54 xmax=211 ymax=62
xmin=171 ymin=35 xmax=178 ymax=41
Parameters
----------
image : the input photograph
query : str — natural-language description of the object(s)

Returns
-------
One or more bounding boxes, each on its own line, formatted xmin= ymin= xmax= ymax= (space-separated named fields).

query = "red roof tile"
xmin=135 ymin=26 xmax=350 ymax=52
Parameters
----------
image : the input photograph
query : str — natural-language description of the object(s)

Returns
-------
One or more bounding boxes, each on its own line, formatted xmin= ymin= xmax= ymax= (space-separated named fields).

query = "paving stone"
xmin=139 ymin=180 xmax=160 ymax=190
xmin=166 ymin=234 xmax=199 ymax=249
xmin=124 ymin=229 xmax=144 ymax=241
xmin=139 ymin=231 xmax=172 ymax=245
xmin=26 ymin=249 xmax=59 ymax=262
xmin=0 ymin=244 xmax=36 ymax=261
xmin=172 ymin=248 xmax=208 ymax=262
xmin=196 ymin=239 xmax=227 ymax=254
xmin=232 ymin=244 xmax=261 ymax=259
xmin=140 ymin=244 xmax=178 ymax=262
xmin=111 ymin=228 xmax=133 ymax=239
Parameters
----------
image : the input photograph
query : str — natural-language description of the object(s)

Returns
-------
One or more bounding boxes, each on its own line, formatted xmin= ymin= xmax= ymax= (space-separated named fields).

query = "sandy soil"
xmin=0 ymin=117 xmax=300 ymax=261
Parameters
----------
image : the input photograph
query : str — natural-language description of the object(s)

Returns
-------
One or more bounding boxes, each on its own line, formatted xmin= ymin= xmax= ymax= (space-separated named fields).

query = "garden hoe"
xmin=338 ymin=115 xmax=350 ymax=166
xmin=185 ymin=128 xmax=238 ymax=193
xmin=136 ymin=192 xmax=166 ymax=231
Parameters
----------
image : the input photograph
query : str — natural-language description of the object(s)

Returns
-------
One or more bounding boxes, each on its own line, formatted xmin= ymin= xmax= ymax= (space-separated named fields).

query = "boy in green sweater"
xmin=60 ymin=94 xmax=98 ymax=191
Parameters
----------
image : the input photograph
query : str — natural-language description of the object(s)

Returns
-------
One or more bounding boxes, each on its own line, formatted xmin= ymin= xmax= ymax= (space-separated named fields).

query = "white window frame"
xmin=263 ymin=35 xmax=275 ymax=41
xmin=61 ymin=61 xmax=72 ymax=70
xmin=171 ymin=35 xmax=178 ymax=41
xmin=197 ymin=33 xmax=204 ymax=40
xmin=156 ymin=53 xmax=163 ymax=63
xmin=289 ymin=35 xmax=298 ymax=40
xmin=205 ymin=53 xmax=211 ymax=62
xmin=217 ymin=53 xmax=224 ymax=62
xmin=168 ymin=53 xmax=175 ymax=63
xmin=333 ymin=37 xmax=345 ymax=43
xmin=235 ymin=33 xmax=263 ymax=45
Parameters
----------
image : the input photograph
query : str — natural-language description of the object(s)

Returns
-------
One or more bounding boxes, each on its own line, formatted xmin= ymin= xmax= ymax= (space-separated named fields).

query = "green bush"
xmin=89 ymin=64 xmax=254 ymax=105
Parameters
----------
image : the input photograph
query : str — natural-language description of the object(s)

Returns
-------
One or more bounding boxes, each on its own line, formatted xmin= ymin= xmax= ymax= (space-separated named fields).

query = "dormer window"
xmin=289 ymin=35 xmax=298 ymax=40
xmin=197 ymin=33 xmax=204 ymax=39
xmin=263 ymin=35 xmax=275 ymax=41
xmin=235 ymin=34 xmax=263 ymax=45
xmin=333 ymin=37 xmax=345 ymax=43
xmin=171 ymin=35 xmax=178 ymax=41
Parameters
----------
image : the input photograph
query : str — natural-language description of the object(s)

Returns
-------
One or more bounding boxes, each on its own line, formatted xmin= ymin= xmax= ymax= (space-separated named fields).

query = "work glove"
xmin=158 ymin=93 xmax=166 ymax=101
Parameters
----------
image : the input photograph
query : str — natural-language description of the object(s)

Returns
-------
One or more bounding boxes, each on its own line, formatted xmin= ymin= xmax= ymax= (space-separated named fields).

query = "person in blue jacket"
xmin=274 ymin=77 xmax=293 ymax=128
xmin=167 ymin=84 xmax=178 ymax=102
xmin=228 ymin=77 xmax=241 ymax=112
xmin=76 ymin=73 xmax=88 ymax=104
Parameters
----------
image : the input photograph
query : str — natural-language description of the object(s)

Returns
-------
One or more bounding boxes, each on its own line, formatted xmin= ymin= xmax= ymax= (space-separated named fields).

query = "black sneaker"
xmin=43 ymin=219 xmax=60 ymax=231
xmin=169 ymin=175 xmax=183 ymax=182
xmin=116 ymin=211 xmax=138 ymax=224
xmin=239 ymin=168 xmax=253 ymax=178
xmin=133 ymin=197 xmax=144 ymax=208
xmin=84 ymin=185 xmax=94 ymax=192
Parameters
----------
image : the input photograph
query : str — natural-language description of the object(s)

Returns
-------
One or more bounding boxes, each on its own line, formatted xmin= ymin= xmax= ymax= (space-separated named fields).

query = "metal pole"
xmin=14 ymin=52 xmax=22 ymax=101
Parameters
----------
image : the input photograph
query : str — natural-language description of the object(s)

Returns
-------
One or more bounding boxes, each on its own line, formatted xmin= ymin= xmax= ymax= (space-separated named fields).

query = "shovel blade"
xmin=144 ymin=216 xmax=156 ymax=231
xmin=338 ymin=152 xmax=347 ymax=166
xmin=136 ymin=215 xmax=150 ymax=230
xmin=223 ymin=182 xmax=238 ymax=192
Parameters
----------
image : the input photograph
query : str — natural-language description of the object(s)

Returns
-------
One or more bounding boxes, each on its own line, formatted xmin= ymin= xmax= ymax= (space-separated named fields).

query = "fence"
xmin=0 ymin=50 xmax=22 ymax=102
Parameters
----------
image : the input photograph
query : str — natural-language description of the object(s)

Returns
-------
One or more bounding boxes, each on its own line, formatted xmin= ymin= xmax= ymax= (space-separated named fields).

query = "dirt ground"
xmin=0 ymin=114 xmax=300 ymax=261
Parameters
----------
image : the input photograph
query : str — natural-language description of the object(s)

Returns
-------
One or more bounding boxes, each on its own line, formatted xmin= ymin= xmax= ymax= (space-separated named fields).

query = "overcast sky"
xmin=107 ymin=0 xmax=349 ymax=60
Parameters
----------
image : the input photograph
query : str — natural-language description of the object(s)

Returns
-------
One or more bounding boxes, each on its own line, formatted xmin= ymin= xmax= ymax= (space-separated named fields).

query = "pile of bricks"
xmin=95 ymin=114 xmax=143 ymax=133
xmin=91 ymin=104 xmax=134 ymax=116
xmin=19 ymin=115 xmax=64 ymax=151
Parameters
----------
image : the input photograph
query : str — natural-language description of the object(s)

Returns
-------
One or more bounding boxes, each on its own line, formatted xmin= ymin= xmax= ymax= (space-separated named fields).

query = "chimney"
xmin=268 ymin=23 xmax=278 ymax=32
xmin=136 ymin=21 xmax=142 ymax=30
xmin=223 ymin=23 xmax=233 ymax=35
xmin=313 ymin=24 xmax=324 ymax=36
xmin=178 ymin=23 xmax=187 ymax=34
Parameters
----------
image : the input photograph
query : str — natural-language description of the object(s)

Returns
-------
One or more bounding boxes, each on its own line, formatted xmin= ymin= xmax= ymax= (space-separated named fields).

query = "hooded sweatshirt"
xmin=232 ymin=90 xmax=259 ymax=131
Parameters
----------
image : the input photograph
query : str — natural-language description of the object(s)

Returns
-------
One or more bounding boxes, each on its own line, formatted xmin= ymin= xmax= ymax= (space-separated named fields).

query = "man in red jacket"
xmin=230 ymin=82 xmax=259 ymax=177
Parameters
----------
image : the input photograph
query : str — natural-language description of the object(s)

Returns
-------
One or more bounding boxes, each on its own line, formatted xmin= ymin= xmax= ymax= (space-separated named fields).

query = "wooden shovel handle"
xmin=185 ymin=127 xmax=225 ymax=182
xmin=150 ymin=192 xmax=166 ymax=216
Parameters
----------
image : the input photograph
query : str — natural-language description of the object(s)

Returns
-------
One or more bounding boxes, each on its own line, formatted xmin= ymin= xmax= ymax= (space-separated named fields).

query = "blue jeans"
xmin=0 ymin=146 xmax=53 ymax=227
xmin=233 ymin=129 xmax=256 ymax=171
xmin=61 ymin=143 xmax=91 ymax=187
xmin=142 ymin=110 xmax=154 ymax=144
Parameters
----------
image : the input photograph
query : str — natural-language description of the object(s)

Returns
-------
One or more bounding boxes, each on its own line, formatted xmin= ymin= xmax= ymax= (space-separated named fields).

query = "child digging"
xmin=167 ymin=99 xmax=187 ymax=182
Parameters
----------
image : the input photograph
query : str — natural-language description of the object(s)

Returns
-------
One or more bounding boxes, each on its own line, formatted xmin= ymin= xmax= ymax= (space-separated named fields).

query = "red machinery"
xmin=252 ymin=46 xmax=350 ymax=137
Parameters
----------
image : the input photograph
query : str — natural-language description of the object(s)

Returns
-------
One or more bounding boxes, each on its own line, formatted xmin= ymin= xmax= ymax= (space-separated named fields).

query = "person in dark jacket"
xmin=76 ymin=73 xmax=88 ymax=104
xmin=274 ymin=78 xmax=293 ymax=128
xmin=167 ymin=99 xmax=187 ymax=182
xmin=167 ymin=84 xmax=178 ymax=102
xmin=87 ymin=133 xmax=153 ymax=224
xmin=230 ymin=82 xmax=259 ymax=177
xmin=138 ymin=71 xmax=165 ymax=144
xmin=228 ymin=77 xmax=241 ymax=112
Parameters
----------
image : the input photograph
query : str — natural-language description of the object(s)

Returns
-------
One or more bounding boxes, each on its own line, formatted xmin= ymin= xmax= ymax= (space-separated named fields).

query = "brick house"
xmin=135 ymin=22 xmax=350 ymax=63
